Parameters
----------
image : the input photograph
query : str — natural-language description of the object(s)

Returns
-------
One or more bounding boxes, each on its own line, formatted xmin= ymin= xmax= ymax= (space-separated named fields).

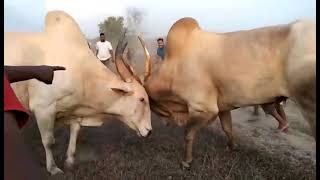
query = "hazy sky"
xmin=4 ymin=0 xmax=316 ymax=39
xmin=4 ymin=0 xmax=45 ymax=32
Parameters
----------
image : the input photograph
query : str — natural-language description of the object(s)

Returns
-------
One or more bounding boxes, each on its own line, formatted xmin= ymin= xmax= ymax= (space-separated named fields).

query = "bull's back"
xmin=184 ymin=23 xmax=294 ymax=109
xmin=5 ymin=32 xmax=45 ymax=65
xmin=4 ymin=32 xmax=45 ymax=110
xmin=215 ymin=32 xmax=290 ymax=107
xmin=213 ymin=20 xmax=315 ymax=109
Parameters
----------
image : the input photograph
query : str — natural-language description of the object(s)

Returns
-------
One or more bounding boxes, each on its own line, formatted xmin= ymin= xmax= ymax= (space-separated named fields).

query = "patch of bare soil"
xmin=21 ymin=100 xmax=315 ymax=180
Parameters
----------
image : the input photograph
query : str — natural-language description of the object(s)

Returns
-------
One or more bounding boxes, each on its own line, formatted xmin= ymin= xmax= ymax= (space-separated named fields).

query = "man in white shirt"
xmin=96 ymin=33 xmax=114 ymax=67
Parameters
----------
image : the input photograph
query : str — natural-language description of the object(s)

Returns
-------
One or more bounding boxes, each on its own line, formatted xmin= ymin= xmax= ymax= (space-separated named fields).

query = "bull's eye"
xmin=140 ymin=97 xmax=145 ymax=102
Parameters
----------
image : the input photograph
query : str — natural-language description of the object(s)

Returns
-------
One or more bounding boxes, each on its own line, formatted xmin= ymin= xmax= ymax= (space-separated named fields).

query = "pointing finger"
xmin=52 ymin=66 xmax=66 ymax=71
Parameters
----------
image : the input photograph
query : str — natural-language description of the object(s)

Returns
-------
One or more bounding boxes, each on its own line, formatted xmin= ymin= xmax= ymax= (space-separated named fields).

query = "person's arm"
xmin=110 ymin=49 xmax=114 ymax=62
xmin=95 ymin=42 xmax=99 ymax=57
xmin=109 ymin=42 xmax=114 ymax=62
xmin=4 ymin=65 xmax=65 ymax=84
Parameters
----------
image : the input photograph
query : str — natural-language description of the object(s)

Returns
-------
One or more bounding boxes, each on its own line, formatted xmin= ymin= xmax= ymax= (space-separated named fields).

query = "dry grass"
xmin=22 ymin=103 xmax=315 ymax=180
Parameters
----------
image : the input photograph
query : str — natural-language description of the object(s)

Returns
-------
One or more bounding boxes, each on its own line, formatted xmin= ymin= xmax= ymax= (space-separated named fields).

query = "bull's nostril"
xmin=146 ymin=130 xmax=152 ymax=137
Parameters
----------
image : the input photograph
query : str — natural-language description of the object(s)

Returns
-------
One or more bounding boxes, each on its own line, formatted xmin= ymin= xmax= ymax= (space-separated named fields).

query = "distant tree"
xmin=97 ymin=8 xmax=145 ymax=43
xmin=96 ymin=8 xmax=145 ymax=64
xmin=125 ymin=7 xmax=144 ymax=36
xmin=98 ymin=16 xmax=125 ymax=44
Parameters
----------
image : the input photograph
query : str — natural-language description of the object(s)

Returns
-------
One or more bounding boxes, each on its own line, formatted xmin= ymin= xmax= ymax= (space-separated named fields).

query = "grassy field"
xmin=22 ymin=100 xmax=315 ymax=180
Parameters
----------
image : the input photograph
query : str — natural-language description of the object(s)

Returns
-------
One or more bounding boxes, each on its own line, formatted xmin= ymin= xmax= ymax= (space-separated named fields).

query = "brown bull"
xmin=116 ymin=17 xmax=316 ymax=168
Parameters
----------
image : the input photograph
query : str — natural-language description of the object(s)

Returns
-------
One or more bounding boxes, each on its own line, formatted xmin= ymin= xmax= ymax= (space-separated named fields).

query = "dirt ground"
xmin=21 ymin=100 xmax=316 ymax=180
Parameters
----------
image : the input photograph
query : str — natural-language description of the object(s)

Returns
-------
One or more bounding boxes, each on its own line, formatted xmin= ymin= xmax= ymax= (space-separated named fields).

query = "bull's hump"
xmin=45 ymin=10 xmax=75 ymax=28
xmin=44 ymin=10 xmax=85 ymax=42
xmin=166 ymin=17 xmax=201 ymax=60
xmin=168 ymin=17 xmax=200 ymax=38
xmin=170 ymin=17 xmax=200 ymax=31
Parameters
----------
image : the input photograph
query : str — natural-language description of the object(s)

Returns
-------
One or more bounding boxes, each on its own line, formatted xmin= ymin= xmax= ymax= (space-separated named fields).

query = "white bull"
xmin=4 ymin=11 xmax=152 ymax=175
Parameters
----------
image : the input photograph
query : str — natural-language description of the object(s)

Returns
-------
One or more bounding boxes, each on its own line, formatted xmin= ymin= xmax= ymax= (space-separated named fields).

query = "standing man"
xmin=96 ymin=33 xmax=114 ymax=67
xmin=156 ymin=38 xmax=165 ymax=63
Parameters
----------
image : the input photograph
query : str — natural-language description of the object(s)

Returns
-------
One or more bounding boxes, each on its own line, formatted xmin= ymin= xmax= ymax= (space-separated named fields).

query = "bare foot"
xmin=277 ymin=123 xmax=289 ymax=133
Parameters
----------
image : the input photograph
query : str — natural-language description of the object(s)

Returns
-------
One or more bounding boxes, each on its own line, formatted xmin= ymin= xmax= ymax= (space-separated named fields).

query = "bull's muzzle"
xmin=145 ymin=129 xmax=152 ymax=137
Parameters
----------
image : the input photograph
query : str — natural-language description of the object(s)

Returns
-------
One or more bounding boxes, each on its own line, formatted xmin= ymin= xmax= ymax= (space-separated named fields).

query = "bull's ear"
xmin=111 ymin=87 xmax=134 ymax=96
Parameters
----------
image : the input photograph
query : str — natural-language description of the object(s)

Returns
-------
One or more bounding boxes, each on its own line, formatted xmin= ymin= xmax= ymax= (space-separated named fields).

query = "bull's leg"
xmin=181 ymin=104 xmax=218 ymax=169
xmin=261 ymin=103 xmax=288 ymax=132
xmin=293 ymin=86 xmax=316 ymax=139
xmin=275 ymin=103 xmax=289 ymax=132
xmin=219 ymin=111 xmax=235 ymax=151
xmin=64 ymin=121 xmax=81 ymax=170
xmin=253 ymin=105 xmax=259 ymax=115
xmin=299 ymin=103 xmax=316 ymax=139
xmin=286 ymin=45 xmax=316 ymax=139
xmin=181 ymin=120 xmax=206 ymax=169
xmin=261 ymin=103 xmax=281 ymax=124
xmin=35 ymin=108 xmax=63 ymax=175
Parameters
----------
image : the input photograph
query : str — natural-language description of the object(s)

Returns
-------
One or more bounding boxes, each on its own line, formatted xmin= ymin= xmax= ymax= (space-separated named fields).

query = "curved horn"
xmin=115 ymin=31 xmax=143 ymax=84
xmin=115 ymin=31 xmax=127 ymax=59
xmin=115 ymin=31 xmax=132 ymax=82
xmin=138 ymin=36 xmax=152 ymax=83
xmin=122 ymin=56 xmax=143 ymax=84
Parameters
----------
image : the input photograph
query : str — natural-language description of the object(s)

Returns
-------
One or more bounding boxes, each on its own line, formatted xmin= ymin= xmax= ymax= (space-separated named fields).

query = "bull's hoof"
xmin=64 ymin=161 xmax=75 ymax=171
xmin=226 ymin=143 xmax=239 ymax=152
xmin=49 ymin=166 xmax=64 ymax=175
xmin=181 ymin=160 xmax=192 ymax=170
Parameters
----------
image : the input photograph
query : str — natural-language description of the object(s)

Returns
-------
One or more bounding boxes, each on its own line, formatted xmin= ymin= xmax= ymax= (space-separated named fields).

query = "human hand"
xmin=35 ymin=66 xmax=66 ymax=84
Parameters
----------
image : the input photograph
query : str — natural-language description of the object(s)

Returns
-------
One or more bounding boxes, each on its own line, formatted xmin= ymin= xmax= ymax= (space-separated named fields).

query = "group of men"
xmin=94 ymin=33 xmax=166 ymax=67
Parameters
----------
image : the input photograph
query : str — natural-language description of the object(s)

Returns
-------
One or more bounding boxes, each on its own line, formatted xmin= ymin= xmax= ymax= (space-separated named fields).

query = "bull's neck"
xmin=81 ymin=59 xmax=125 ymax=100
xmin=146 ymin=61 xmax=174 ymax=100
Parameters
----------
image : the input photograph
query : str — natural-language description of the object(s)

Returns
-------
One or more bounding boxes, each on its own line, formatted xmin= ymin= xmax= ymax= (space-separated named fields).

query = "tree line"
xmin=96 ymin=7 xmax=144 ymax=47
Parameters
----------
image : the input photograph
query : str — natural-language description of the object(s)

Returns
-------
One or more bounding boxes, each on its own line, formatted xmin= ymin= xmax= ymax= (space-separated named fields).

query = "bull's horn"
xmin=115 ymin=31 xmax=127 ymax=59
xmin=115 ymin=32 xmax=132 ymax=82
xmin=138 ymin=36 xmax=152 ymax=83
xmin=115 ymin=31 xmax=143 ymax=84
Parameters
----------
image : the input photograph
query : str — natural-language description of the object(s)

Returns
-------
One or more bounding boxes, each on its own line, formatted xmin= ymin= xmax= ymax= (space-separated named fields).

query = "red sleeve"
xmin=4 ymin=73 xmax=30 ymax=128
